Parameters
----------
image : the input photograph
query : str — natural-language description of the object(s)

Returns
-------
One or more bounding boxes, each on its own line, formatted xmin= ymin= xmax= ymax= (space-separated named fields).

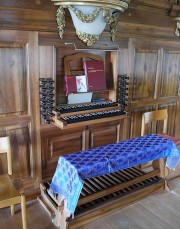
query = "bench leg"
xmin=152 ymin=158 xmax=170 ymax=191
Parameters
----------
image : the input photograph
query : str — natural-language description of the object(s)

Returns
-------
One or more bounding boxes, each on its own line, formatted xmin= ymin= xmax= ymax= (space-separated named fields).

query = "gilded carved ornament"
xmin=51 ymin=0 xmax=131 ymax=46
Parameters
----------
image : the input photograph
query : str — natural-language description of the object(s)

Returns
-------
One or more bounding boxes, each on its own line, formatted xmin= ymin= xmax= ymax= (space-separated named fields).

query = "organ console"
xmin=48 ymin=74 xmax=129 ymax=129
xmin=39 ymin=52 xmax=130 ymax=129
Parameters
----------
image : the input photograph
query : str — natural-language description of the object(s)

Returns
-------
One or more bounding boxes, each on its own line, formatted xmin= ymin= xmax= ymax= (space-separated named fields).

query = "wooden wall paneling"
xmin=0 ymin=3 xmax=57 ymax=32
xmin=0 ymin=30 xmax=41 ymax=191
xmin=26 ymin=31 xmax=41 ymax=189
xmin=0 ymin=45 xmax=27 ymax=116
xmin=130 ymin=39 xmax=180 ymax=52
xmin=132 ymin=49 xmax=158 ymax=101
xmin=175 ymin=58 xmax=180 ymax=138
xmin=39 ymin=46 xmax=56 ymax=81
xmin=159 ymin=50 xmax=180 ymax=98
xmin=129 ymin=39 xmax=180 ymax=139
xmin=116 ymin=21 xmax=176 ymax=41
xmin=117 ymin=49 xmax=130 ymax=76
xmin=129 ymin=0 xmax=170 ymax=12
xmin=0 ymin=0 xmax=55 ymax=10
xmin=157 ymin=48 xmax=180 ymax=138
xmin=104 ymin=51 xmax=113 ymax=90
xmin=119 ymin=117 xmax=131 ymax=141
xmin=175 ymin=101 xmax=180 ymax=138
xmin=128 ymin=41 xmax=160 ymax=138
xmin=109 ymin=51 xmax=118 ymax=102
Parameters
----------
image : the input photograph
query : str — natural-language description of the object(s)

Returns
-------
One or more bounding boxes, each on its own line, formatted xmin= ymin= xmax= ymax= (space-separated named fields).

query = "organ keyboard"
xmin=60 ymin=109 xmax=126 ymax=124
xmin=51 ymin=101 xmax=128 ymax=129
xmin=56 ymin=101 xmax=118 ymax=114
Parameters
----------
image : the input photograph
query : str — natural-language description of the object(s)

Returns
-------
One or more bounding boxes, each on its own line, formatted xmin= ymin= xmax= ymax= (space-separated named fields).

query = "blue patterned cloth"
xmin=50 ymin=134 xmax=180 ymax=213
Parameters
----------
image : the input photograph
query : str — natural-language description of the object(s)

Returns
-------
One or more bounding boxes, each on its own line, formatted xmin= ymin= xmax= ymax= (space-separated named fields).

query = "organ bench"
xmin=38 ymin=134 xmax=180 ymax=229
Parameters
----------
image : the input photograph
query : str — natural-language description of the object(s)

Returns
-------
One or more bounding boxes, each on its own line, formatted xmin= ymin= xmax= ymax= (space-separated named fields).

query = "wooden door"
xmin=0 ymin=30 xmax=41 ymax=191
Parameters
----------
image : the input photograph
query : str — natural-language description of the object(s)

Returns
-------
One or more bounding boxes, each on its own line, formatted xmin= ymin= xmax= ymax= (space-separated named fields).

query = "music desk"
xmin=38 ymin=134 xmax=180 ymax=229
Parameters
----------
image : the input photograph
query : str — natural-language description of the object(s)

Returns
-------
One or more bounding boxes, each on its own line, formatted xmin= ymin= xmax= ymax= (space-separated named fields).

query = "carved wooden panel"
xmin=0 ymin=46 xmax=27 ymax=115
xmin=132 ymin=49 xmax=158 ymax=101
xmin=41 ymin=126 xmax=86 ymax=179
xmin=39 ymin=46 xmax=56 ymax=80
xmin=48 ymin=134 xmax=83 ymax=160
xmin=89 ymin=123 xmax=119 ymax=149
xmin=159 ymin=51 xmax=180 ymax=98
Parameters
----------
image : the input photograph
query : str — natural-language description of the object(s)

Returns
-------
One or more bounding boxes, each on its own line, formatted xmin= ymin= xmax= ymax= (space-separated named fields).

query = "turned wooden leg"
xmin=10 ymin=205 xmax=15 ymax=215
xmin=21 ymin=195 xmax=27 ymax=229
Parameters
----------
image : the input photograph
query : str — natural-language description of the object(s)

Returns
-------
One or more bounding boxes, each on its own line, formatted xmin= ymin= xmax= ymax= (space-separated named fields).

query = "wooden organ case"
xmin=38 ymin=52 xmax=167 ymax=228
xmin=40 ymin=52 xmax=130 ymax=178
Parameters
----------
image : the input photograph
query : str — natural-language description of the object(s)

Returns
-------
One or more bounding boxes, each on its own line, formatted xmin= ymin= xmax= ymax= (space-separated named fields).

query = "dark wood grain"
xmin=0 ymin=30 xmax=40 ymax=192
